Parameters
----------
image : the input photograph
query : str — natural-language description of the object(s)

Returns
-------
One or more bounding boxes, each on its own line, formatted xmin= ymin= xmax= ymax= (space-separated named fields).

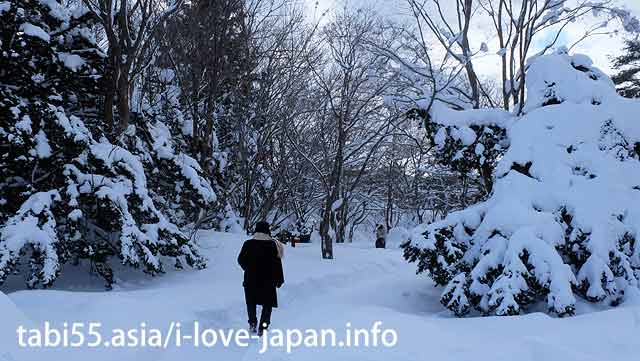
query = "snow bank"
xmin=6 ymin=232 xmax=640 ymax=361
xmin=0 ymin=291 xmax=36 ymax=361
xmin=405 ymin=50 xmax=640 ymax=316
xmin=386 ymin=226 xmax=411 ymax=248
xmin=5 ymin=231 xmax=409 ymax=360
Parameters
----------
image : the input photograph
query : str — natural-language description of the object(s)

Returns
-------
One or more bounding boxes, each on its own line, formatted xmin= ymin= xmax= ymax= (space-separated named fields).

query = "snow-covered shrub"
xmin=0 ymin=0 xmax=207 ymax=289
xmin=403 ymin=50 xmax=640 ymax=317
xmin=408 ymin=103 xmax=512 ymax=196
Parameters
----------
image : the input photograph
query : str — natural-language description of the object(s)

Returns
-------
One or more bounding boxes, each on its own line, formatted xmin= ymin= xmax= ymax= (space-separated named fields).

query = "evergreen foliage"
xmin=612 ymin=39 xmax=640 ymax=99
xmin=0 ymin=0 xmax=209 ymax=289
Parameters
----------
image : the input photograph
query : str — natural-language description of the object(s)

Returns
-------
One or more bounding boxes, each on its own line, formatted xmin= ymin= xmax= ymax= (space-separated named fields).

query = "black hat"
xmin=254 ymin=221 xmax=271 ymax=235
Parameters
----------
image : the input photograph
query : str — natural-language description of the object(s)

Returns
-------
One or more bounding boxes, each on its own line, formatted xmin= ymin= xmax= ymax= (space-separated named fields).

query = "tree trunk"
xmin=117 ymin=68 xmax=130 ymax=132
xmin=335 ymin=199 xmax=347 ymax=244
xmin=479 ymin=162 xmax=494 ymax=196
xmin=385 ymin=163 xmax=394 ymax=230
xmin=319 ymin=196 xmax=335 ymax=259
xmin=190 ymin=70 xmax=201 ymax=158
xmin=461 ymin=0 xmax=480 ymax=108
xmin=319 ymin=130 xmax=344 ymax=259
xmin=243 ymin=170 xmax=253 ymax=230
xmin=103 ymin=42 xmax=121 ymax=136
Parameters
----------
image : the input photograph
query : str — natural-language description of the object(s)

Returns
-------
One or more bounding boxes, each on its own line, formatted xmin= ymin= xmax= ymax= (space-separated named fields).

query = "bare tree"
xmin=405 ymin=0 xmax=640 ymax=113
xmin=288 ymin=8 xmax=402 ymax=258
xmin=82 ymin=0 xmax=184 ymax=133
xmin=230 ymin=1 xmax=321 ymax=231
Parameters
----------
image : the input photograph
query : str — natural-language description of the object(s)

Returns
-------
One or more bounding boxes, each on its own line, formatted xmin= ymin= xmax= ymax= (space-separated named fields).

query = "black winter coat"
xmin=237 ymin=238 xmax=284 ymax=307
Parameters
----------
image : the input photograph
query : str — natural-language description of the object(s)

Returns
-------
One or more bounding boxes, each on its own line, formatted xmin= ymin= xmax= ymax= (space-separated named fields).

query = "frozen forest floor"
xmin=2 ymin=231 xmax=640 ymax=361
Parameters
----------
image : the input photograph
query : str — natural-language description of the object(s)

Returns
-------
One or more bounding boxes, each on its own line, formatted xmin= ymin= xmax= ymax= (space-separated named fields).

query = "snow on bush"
xmin=218 ymin=204 xmax=245 ymax=234
xmin=143 ymin=82 xmax=216 ymax=206
xmin=136 ymin=67 xmax=220 ymax=227
xmin=0 ymin=191 xmax=61 ymax=287
xmin=409 ymin=100 xmax=513 ymax=197
xmin=19 ymin=22 xmax=50 ymax=42
xmin=403 ymin=50 xmax=640 ymax=317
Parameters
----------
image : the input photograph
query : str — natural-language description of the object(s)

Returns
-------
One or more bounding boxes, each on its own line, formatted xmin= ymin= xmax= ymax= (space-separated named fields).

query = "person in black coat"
xmin=375 ymin=224 xmax=387 ymax=249
xmin=237 ymin=221 xmax=284 ymax=334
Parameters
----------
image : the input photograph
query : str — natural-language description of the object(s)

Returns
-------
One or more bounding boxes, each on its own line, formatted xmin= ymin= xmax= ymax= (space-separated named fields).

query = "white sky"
xmin=309 ymin=0 xmax=640 ymax=78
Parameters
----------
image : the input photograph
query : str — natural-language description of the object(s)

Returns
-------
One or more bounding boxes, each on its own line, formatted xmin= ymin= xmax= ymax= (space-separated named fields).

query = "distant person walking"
xmin=238 ymin=221 xmax=285 ymax=335
xmin=375 ymin=224 xmax=386 ymax=249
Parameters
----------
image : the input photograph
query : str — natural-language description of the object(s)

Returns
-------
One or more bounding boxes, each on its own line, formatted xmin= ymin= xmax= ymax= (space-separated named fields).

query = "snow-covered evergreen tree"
xmin=134 ymin=66 xmax=218 ymax=227
xmin=0 ymin=0 xmax=207 ymax=289
xmin=403 ymin=49 xmax=640 ymax=317
xmin=612 ymin=39 xmax=640 ymax=99
xmin=407 ymin=104 xmax=509 ymax=198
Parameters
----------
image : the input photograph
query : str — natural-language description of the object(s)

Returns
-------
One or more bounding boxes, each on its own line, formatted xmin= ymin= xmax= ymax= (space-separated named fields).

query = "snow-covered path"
xmin=2 ymin=231 xmax=640 ymax=361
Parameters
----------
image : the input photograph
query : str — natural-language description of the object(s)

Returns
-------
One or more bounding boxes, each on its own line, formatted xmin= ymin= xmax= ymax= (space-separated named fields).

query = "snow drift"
xmin=403 ymin=49 xmax=640 ymax=317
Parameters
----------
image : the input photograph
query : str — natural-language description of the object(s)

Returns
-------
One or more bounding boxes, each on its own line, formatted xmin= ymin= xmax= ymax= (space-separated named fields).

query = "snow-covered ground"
xmin=1 ymin=231 xmax=639 ymax=361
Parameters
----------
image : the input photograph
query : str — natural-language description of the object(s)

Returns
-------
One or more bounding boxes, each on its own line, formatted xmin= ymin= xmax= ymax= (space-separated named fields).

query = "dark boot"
xmin=246 ymin=299 xmax=258 ymax=333
xmin=258 ymin=306 xmax=272 ymax=335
